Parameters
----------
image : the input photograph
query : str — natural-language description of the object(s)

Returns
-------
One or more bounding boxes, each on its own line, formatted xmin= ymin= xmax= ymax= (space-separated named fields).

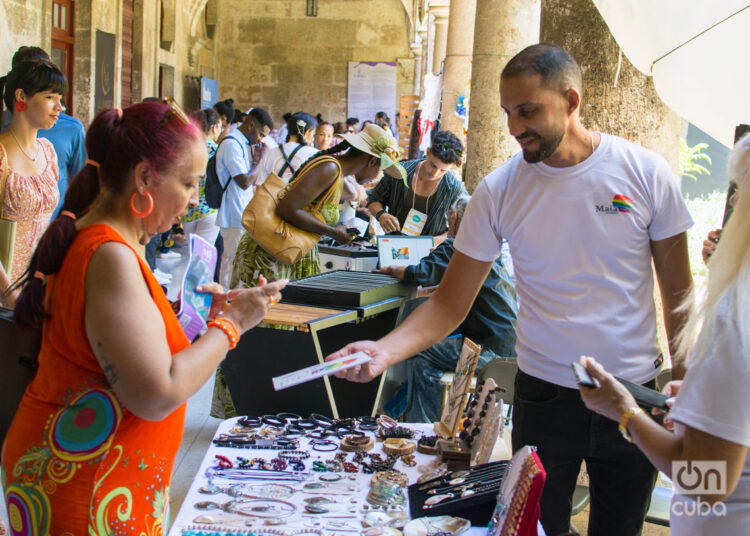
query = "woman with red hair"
xmin=1 ymin=100 xmax=285 ymax=533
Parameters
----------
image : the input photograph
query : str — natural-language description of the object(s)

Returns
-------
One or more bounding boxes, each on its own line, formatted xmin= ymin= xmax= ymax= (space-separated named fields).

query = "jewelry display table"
xmin=168 ymin=418 xmax=531 ymax=536
xmin=221 ymin=298 xmax=404 ymax=419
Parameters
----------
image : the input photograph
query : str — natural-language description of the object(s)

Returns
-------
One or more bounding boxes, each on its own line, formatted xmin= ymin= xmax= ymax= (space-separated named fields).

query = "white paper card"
xmin=272 ymin=352 xmax=373 ymax=391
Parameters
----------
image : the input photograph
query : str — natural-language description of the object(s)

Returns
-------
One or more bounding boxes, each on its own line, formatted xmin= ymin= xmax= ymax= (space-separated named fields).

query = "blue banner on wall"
xmin=201 ymin=77 xmax=219 ymax=110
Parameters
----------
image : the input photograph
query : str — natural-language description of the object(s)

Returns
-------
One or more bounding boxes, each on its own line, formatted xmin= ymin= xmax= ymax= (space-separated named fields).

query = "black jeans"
xmin=511 ymin=370 xmax=657 ymax=536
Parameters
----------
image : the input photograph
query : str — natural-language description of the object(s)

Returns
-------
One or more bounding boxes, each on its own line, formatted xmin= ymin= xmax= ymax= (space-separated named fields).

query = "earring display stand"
xmin=434 ymin=338 xmax=481 ymax=439
xmin=462 ymin=379 xmax=503 ymax=466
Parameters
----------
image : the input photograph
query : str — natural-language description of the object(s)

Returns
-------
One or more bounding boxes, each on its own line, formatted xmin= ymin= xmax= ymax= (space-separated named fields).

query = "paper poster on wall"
xmin=348 ymin=62 xmax=397 ymax=126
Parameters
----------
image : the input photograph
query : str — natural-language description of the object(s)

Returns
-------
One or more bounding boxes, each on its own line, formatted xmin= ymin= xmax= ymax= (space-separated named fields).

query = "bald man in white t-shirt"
xmin=327 ymin=44 xmax=693 ymax=536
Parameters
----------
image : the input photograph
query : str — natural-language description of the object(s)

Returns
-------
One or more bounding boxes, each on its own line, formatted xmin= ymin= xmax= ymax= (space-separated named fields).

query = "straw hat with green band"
xmin=341 ymin=124 xmax=408 ymax=185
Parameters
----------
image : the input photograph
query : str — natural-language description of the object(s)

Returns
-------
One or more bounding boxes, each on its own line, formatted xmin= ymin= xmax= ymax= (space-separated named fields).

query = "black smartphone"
xmin=346 ymin=227 xmax=360 ymax=236
xmin=572 ymin=362 xmax=600 ymax=388
xmin=615 ymin=376 xmax=670 ymax=411
xmin=710 ymin=229 xmax=722 ymax=244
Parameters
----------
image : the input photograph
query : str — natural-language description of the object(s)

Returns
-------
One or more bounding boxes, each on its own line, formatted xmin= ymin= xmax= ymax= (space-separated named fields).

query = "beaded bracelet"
xmin=207 ymin=317 xmax=240 ymax=349
xmin=278 ymin=450 xmax=311 ymax=460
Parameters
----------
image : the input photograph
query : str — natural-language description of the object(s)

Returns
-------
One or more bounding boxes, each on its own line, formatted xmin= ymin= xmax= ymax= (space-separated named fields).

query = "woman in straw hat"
xmin=210 ymin=123 xmax=405 ymax=418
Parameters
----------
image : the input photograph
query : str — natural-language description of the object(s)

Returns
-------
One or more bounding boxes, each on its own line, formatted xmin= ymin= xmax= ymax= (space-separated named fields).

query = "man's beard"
xmin=518 ymin=129 xmax=565 ymax=163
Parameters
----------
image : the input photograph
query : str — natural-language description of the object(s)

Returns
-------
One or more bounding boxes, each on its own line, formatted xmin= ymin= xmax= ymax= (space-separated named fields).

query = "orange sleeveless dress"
xmin=1 ymin=224 xmax=189 ymax=535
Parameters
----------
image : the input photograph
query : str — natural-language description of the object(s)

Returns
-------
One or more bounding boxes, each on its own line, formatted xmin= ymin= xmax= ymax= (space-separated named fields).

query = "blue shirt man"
xmin=38 ymin=112 xmax=87 ymax=217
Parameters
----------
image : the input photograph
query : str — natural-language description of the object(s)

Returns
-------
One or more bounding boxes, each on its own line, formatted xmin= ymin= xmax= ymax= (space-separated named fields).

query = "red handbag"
xmin=488 ymin=445 xmax=547 ymax=536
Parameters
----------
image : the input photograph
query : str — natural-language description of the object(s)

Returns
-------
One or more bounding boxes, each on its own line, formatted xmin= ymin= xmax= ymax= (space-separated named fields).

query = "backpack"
xmin=205 ymin=136 xmax=243 ymax=209
xmin=278 ymin=143 xmax=303 ymax=179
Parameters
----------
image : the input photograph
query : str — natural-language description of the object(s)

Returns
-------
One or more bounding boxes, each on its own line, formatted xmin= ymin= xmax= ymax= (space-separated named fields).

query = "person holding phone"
xmin=1 ymin=101 xmax=287 ymax=533
xmin=578 ymin=134 xmax=750 ymax=534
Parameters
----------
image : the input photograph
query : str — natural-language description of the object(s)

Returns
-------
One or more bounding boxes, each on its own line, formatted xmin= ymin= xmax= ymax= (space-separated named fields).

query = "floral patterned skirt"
xmin=211 ymin=233 xmax=322 ymax=419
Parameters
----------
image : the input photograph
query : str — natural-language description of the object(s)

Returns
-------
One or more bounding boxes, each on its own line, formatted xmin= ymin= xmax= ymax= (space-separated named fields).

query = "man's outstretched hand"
xmin=325 ymin=340 xmax=392 ymax=383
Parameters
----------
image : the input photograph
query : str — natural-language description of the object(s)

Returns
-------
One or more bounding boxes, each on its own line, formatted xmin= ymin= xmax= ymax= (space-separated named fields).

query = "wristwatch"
xmin=375 ymin=209 xmax=387 ymax=221
xmin=619 ymin=406 xmax=645 ymax=443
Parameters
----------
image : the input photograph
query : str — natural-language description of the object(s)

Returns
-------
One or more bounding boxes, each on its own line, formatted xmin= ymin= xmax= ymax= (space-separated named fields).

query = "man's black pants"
xmin=511 ymin=370 xmax=657 ymax=536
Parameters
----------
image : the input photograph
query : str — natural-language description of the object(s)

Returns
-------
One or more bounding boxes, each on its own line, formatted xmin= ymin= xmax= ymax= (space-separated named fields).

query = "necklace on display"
xmin=9 ymin=128 xmax=40 ymax=162
xmin=194 ymin=498 xmax=297 ymax=518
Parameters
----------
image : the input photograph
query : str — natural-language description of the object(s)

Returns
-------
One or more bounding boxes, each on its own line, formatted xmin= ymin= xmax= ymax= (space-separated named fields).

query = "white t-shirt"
xmin=669 ymin=291 xmax=750 ymax=535
xmin=454 ymin=133 xmax=693 ymax=387
xmin=262 ymin=135 xmax=278 ymax=150
xmin=257 ymin=142 xmax=319 ymax=185
xmin=215 ymin=130 xmax=253 ymax=229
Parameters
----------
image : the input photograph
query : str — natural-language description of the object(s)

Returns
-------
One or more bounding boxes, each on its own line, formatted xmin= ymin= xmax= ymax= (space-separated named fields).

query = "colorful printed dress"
xmin=0 ymin=140 xmax=59 ymax=281
xmin=182 ymin=139 xmax=218 ymax=224
xmin=1 ymin=224 xmax=189 ymax=535
xmin=210 ymin=157 xmax=343 ymax=418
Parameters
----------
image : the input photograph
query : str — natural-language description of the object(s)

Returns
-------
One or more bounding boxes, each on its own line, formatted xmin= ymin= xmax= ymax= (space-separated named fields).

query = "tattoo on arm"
xmin=95 ymin=341 xmax=119 ymax=386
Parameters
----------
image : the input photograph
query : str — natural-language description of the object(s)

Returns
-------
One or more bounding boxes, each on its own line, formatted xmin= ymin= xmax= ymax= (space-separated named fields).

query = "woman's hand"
xmin=325 ymin=340 xmax=392 ymax=383
xmin=577 ymin=356 xmax=639 ymax=422
xmin=332 ymin=225 xmax=355 ymax=245
xmin=219 ymin=278 xmax=288 ymax=333
xmin=196 ymin=282 xmax=230 ymax=321
xmin=654 ymin=380 xmax=682 ymax=431
xmin=377 ymin=212 xmax=401 ymax=233
xmin=702 ymin=228 xmax=722 ymax=263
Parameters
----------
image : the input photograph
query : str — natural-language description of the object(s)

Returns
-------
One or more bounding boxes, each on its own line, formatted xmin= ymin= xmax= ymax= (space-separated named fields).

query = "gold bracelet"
xmin=618 ymin=406 xmax=645 ymax=443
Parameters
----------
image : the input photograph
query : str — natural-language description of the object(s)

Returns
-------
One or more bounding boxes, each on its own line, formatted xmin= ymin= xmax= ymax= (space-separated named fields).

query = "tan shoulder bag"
xmin=242 ymin=155 xmax=342 ymax=265
xmin=0 ymin=144 xmax=17 ymax=275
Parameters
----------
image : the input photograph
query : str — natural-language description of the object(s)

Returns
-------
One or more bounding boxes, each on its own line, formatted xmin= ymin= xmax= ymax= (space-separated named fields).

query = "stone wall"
xmin=215 ymin=0 xmax=413 ymax=125
xmin=0 ymin=0 xmax=48 ymax=75
xmin=1 ymin=0 xmax=215 ymax=126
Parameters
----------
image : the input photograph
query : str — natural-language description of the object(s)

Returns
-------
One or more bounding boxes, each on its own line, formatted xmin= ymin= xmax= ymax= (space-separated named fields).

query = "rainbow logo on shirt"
xmin=612 ymin=194 xmax=634 ymax=213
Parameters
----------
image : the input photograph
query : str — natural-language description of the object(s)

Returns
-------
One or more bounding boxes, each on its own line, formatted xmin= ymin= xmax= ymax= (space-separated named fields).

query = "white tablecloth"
xmin=168 ymin=418 xmax=515 ymax=535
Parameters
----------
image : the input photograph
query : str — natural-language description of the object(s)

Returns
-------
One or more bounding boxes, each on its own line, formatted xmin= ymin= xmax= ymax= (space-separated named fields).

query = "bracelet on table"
xmin=278 ymin=450 xmax=311 ymax=460
xmin=207 ymin=317 xmax=240 ymax=349
xmin=310 ymin=413 xmax=335 ymax=428
xmin=262 ymin=415 xmax=286 ymax=427
xmin=311 ymin=439 xmax=339 ymax=452
xmin=296 ymin=419 xmax=318 ymax=430
xmin=238 ymin=416 xmax=262 ymax=428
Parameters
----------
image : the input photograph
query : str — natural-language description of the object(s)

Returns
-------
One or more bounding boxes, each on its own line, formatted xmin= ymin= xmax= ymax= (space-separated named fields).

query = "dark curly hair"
xmin=429 ymin=130 xmax=464 ymax=166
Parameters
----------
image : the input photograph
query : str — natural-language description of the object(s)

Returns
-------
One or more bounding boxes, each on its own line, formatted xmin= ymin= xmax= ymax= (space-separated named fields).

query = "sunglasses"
xmin=158 ymin=96 xmax=190 ymax=127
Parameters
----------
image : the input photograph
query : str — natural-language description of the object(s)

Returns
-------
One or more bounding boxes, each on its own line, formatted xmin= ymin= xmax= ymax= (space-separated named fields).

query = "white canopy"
xmin=593 ymin=1 xmax=750 ymax=148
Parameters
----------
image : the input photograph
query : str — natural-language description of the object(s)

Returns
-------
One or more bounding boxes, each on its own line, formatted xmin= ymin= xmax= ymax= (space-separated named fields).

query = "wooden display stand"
xmin=434 ymin=338 xmax=482 ymax=438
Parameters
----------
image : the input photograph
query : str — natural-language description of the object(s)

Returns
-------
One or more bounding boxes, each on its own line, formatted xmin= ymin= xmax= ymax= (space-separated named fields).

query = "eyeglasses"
xmin=158 ymin=96 xmax=190 ymax=127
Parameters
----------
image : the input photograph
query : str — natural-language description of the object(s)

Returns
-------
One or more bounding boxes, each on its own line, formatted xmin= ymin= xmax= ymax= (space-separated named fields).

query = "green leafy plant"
xmin=679 ymin=139 xmax=712 ymax=181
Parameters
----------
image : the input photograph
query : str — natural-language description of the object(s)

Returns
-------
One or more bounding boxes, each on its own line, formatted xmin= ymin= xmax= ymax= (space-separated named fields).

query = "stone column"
xmin=417 ymin=25 xmax=429 ymax=89
xmin=541 ymin=0 xmax=683 ymax=175
xmin=431 ymin=9 xmax=449 ymax=75
xmin=464 ymin=0 xmax=541 ymax=191
xmin=439 ymin=0 xmax=477 ymax=139
xmin=411 ymin=39 xmax=423 ymax=97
